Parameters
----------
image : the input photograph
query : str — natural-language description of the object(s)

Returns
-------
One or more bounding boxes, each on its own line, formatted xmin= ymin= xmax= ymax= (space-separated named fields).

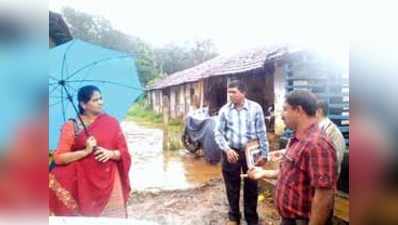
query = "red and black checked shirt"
xmin=275 ymin=122 xmax=337 ymax=219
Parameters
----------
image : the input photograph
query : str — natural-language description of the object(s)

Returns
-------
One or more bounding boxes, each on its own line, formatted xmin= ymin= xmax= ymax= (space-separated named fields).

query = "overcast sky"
xmin=50 ymin=0 xmax=348 ymax=62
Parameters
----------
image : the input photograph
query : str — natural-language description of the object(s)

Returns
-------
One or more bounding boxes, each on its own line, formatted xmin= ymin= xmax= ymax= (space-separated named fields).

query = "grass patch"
xmin=126 ymin=101 xmax=163 ymax=126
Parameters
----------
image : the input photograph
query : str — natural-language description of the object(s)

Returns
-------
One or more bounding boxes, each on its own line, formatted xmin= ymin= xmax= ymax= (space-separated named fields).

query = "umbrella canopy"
xmin=49 ymin=39 xmax=143 ymax=150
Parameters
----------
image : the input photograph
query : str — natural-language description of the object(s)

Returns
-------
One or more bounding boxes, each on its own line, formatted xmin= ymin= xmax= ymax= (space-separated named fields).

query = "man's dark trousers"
xmin=222 ymin=148 xmax=259 ymax=225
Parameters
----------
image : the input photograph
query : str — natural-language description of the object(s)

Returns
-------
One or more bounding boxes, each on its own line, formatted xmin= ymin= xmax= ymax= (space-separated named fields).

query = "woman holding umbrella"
xmin=49 ymin=85 xmax=131 ymax=218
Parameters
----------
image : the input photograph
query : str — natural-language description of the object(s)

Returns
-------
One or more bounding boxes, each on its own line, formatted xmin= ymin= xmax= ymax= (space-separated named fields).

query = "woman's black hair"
xmin=77 ymin=85 xmax=101 ymax=114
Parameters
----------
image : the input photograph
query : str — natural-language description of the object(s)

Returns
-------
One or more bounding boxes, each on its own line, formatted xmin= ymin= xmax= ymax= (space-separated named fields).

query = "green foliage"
xmin=126 ymin=101 xmax=163 ymax=125
xmin=60 ymin=7 xmax=218 ymax=88
xmin=154 ymin=39 xmax=218 ymax=75
xmin=62 ymin=7 xmax=159 ymax=87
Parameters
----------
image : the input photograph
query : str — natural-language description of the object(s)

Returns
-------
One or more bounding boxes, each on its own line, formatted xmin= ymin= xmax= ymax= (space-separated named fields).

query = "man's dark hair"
xmin=228 ymin=80 xmax=247 ymax=93
xmin=285 ymin=90 xmax=317 ymax=116
xmin=316 ymin=99 xmax=329 ymax=116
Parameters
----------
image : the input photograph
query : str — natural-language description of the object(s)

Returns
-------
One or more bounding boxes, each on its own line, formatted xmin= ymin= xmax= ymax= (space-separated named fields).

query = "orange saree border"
xmin=49 ymin=173 xmax=79 ymax=213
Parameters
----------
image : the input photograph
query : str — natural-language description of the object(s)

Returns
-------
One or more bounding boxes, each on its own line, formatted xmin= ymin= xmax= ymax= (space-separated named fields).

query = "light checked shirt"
xmin=214 ymin=99 xmax=269 ymax=156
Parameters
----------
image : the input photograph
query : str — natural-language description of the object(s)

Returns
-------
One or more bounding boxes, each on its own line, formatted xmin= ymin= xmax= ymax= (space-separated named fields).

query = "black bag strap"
xmin=68 ymin=118 xmax=82 ymax=137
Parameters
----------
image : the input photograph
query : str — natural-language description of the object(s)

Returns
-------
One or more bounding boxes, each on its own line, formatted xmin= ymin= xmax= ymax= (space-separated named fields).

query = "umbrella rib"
xmin=64 ymin=54 xmax=134 ymax=81
xmin=65 ymin=82 xmax=79 ymax=93
xmin=49 ymin=99 xmax=64 ymax=107
xmin=51 ymin=95 xmax=70 ymax=99
xmin=61 ymin=87 xmax=66 ymax=122
xmin=49 ymin=85 xmax=60 ymax=95
xmin=61 ymin=40 xmax=77 ymax=81
xmin=66 ymin=79 xmax=143 ymax=91
xmin=50 ymin=75 xmax=59 ymax=81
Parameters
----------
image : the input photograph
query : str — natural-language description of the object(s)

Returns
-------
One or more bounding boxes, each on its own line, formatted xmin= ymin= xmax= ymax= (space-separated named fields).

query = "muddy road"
xmin=122 ymin=121 xmax=280 ymax=225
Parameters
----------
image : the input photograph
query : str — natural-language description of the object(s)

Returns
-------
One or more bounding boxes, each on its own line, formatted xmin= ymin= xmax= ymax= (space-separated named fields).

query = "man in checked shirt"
xmin=248 ymin=90 xmax=337 ymax=225
xmin=214 ymin=80 xmax=269 ymax=225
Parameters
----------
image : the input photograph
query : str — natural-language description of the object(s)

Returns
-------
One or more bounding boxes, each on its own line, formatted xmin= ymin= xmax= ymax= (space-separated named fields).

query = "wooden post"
xmin=163 ymin=96 xmax=169 ymax=151
xmin=274 ymin=62 xmax=287 ymax=136
xmin=163 ymin=95 xmax=169 ymax=125
xmin=226 ymin=76 xmax=232 ymax=103
xmin=199 ymin=80 xmax=204 ymax=108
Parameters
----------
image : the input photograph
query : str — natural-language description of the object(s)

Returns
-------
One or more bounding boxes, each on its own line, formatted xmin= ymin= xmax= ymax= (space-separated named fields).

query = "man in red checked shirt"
xmin=248 ymin=90 xmax=337 ymax=225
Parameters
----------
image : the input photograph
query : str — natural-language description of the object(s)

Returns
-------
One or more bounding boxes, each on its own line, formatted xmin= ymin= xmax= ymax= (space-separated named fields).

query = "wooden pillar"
xmin=170 ymin=87 xmax=176 ymax=119
xmin=273 ymin=62 xmax=287 ymax=135
xmin=160 ymin=90 xmax=164 ymax=113
xmin=179 ymin=85 xmax=185 ymax=118
xmin=162 ymin=96 xmax=169 ymax=151
xmin=199 ymin=80 xmax=204 ymax=108
xmin=163 ymin=96 xmax=169 ymax=125
xmin=154 ymin=91 xmax=160 ymax=113
xmin=226 ymin=76 xmax=232 ymax=103
xmin=184 ymin=84 xmax=191 ymax=115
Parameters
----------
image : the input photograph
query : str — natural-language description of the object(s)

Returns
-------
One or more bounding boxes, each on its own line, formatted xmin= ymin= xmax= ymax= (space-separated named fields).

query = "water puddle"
xmin=121 ymin=121 xmax=220 ymax=192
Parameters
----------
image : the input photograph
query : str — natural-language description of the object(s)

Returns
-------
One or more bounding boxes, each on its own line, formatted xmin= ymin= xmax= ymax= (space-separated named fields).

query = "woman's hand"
xmin=94 ymin=147 xmax=116 ymax=163
xmin=85 ymin=136 xmax=97 ymax=155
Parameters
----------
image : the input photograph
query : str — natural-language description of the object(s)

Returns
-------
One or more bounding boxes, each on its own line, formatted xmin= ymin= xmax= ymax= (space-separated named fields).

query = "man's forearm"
xmin=214 ymin=132 xmax=229 ymax=151
xmin=214 ymin=115 xmax=229 ymax=151
xmin=216 ymin=137 xmax=229 ymax=151
xmin=263 ymin=169 xmax=279 ymax=179
xmin=274 ymin=149 xmax=286 ymax=154
xmin=309 ymin=188 xmax=334 ymax=225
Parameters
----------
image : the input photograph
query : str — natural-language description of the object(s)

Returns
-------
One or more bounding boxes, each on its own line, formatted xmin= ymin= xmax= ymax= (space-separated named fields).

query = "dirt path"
xmin=127 ymin=178 xmax=280 ymax=225
xmin=122 ymin=120 xmax=281 ymax=225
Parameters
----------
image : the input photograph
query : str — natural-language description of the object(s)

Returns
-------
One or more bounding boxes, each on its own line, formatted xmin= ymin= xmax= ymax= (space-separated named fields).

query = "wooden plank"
xmin=334 ymin=193 xmax=349 ymax=222
xmin=329 ymin=115 xmax=349 ymax=120
xmin=327 ymin=103 xmax=350 ymax=109
xmin=199 ymin=80 xmax=204 ymax=108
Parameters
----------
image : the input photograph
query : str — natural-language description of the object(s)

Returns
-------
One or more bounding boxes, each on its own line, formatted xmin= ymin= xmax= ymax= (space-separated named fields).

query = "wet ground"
xmin=121 ymin=121 xmax=221 ymax=191
xmin=121 ymin=121 xmax=281 ymax=225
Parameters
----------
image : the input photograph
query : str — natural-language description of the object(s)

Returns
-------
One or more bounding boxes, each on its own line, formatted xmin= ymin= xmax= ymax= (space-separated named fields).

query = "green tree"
xmin=60 ymin=7 xmax=218 ymax=86
xmin=154 ymin=39 xmax=218 ymax=75
xmin=61 ymin=7 xmax=159 ymax=87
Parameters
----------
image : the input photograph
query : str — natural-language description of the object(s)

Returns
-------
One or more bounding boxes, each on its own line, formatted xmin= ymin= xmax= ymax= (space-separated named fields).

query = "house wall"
xmin=159 ymin=90 xmax=164 ymax=113
xmin=204 ymin=76 xmax=228 ymax=115
xmin=150 ymin=63 xmax=288 ymax=133
xmin=147 ymin=52 xmax=348 ymax=144
xmin=273 ymin=62 xmax=287 ymax=136
xmin=177 ymin=85 xmax=186 ymax=118
xmin=146 ymin=92 xmax=151 ymax=107
xmin=148 ymin=82 xmax=203 ymax=120
xmin=198 ymin=80 xmax=205 ymax=108
xmin=150 ymin=90 xmax=161 ymax=114
xmin=162 ymin=88 xmax=170 ymax=116
xmin=183 ymin=81 xmax=204 ymax=112
xmin=169 ymin=86 xmax=177 ymax=118
xmin=184 ymin=83 xmax=192 ymax=114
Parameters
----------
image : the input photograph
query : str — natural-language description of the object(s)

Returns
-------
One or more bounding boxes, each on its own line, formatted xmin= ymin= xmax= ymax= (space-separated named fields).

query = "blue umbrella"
xmin=49 ymin=39 xmax=143 ymax=150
